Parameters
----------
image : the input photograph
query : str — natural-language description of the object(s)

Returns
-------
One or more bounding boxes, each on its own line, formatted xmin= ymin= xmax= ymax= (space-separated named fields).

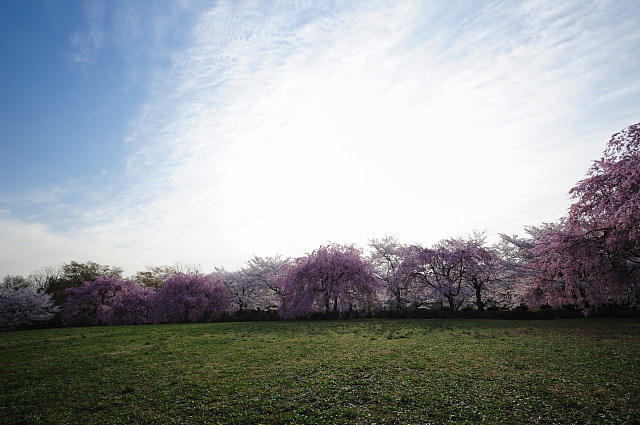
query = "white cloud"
xmin=0 ymin=215 xmax=81 ymax=277
xmin=115 ymin=1 xmax=581 ymax=256
xmin=3 ymin=0 xmax=640 ymax=276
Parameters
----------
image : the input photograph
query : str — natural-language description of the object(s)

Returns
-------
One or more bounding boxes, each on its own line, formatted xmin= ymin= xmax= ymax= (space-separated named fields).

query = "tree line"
xmin=1 ymin=122 xmax=638 ymax=330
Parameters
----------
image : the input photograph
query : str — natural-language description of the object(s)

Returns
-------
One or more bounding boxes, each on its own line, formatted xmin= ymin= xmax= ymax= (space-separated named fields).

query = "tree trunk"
xmin=475 ymin=287 xmax=485 ymax=311
xmin=447 ymin=296 xmax=456 ymax=311
xmin=395 ymin=291 xmax=402 ymax=311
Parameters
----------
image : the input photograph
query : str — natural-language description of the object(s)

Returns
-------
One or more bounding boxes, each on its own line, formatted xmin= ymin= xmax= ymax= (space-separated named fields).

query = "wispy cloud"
xmin=2 ymin=0 xmax=639 ymax=276
xmin=69 ymin=0 xmax=106 ymax=67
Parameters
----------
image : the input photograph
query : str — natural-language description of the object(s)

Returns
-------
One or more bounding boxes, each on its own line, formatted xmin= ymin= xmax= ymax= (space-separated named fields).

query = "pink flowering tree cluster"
xmin=512 ymin=123 xmax=640 ymax=312
xmin=212 ymin=256 xmax=290 ymax=314
xmin=212 ymin=256 xmax=289 ymax=314
xmin=62 ymin=276 xmax=154 ymax=326
xmin=107 ymin=283 xmax=155 ymax=325
xmin=398 ymin=236 xmax=504 ymax=311
xmin=0 ymin=287 xmax=59 ymax=330
xmin=150 ymin=273 xmax=230 ymax=324
xmin=62 ymin=273 xmax=230 ymax=326
xmin=279 ymin=244 xmax=380 ymax=319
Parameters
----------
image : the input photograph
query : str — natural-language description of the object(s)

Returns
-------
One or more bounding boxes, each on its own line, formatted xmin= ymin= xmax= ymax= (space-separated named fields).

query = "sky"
xmin=1 ymin=0 xmax=639 ymax=277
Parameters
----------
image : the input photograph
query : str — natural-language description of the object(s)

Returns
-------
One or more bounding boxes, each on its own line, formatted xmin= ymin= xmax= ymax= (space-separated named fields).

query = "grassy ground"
xmin=1 ymin=319 xmax=639 ymax=424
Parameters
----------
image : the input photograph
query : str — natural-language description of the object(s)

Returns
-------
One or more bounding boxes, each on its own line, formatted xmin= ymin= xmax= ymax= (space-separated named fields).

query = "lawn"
xmin=1 ymin=318 xmax=639 ymax=424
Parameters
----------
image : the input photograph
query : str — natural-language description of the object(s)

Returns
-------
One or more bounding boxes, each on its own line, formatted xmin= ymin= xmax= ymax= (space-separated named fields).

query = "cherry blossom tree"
xmin=212 ymin=268 xmax=254 ymax=314
xmin=453 ymin=235 xmax=504 ymax=311
xmin=104 ymin=284 xmax=155 ymax=326
xmin=150 ymin=273 xmax=229 ymax=324
xmin=400 ymin=241 xmax=471 ymax=311
xmin=0 ymin=287 xmax=59 ymax=331
xmin=240 ymin=255 xmax=290 ymax=311
xmin=62 ymin=276 xmax=152 ymax=326
xmin=530 ymin=221 xmax=639 ymax=312
xmin=568 ymin=123 xmax=640 ymax=247
xmin=400 ymin=235 xmax=508 ymax=311
xmin=368 ymin=236 xmax=425 ymax=311
xmin=279 ymin=244 xmax=380 ymax=319
xmin=497 ymin=223 xmax=564 ymax=307
xmin=530 ymin=123 xmax=640 ymax=312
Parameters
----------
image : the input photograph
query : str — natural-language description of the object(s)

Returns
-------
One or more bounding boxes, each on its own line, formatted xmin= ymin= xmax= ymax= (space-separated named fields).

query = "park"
xmin=1 ymin=318 xmax=639 ymax=424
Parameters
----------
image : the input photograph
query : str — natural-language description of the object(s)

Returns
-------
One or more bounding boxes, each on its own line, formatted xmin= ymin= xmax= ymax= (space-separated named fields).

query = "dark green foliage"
xmin=1 ymin=319 xmax=639 ymax=424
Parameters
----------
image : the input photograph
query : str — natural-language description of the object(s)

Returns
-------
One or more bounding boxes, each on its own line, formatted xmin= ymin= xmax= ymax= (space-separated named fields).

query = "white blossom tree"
xmin=0 ymin=288 xmax=59 ymax=331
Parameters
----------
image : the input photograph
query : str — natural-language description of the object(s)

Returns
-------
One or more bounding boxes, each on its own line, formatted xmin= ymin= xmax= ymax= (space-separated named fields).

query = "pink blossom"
xmin=150 ymin=273 xmax=230 ymax=323
xmin=279 ymin=244 xmax=380 ymax=319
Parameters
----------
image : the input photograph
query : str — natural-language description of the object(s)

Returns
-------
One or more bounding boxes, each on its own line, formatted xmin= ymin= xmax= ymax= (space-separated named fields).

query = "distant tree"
xmin=212 ymin=268 xmax=254 ymax=314
xmin=498 ymin=223 xmax=563 ymax=307
xmin=27 ymin=265 xmax=62 ymax=291
xmin=61 ymin=276 xmax=149 ymax=326
xmin=134 ymin=266 xmax=178 ymax=289
xmin=279 ymin=244 xmax=380 ymax=319
xmin=368 ymin=236 xmax=413 ymax=311
xmin=0 ymin=288 xmax=59 ymax=331
xmin=400 ymin=241 xmax=471 ymax=311
xmin=1 ymin=275 xmax=31 ymax=291
xmin=46 ymin=261 xmax=123 ymax=306
xmin=150 ymin=274 xmax=229 ymax=324
xmin=134 ymin=263 xmax=203 ymax=289
xmin=455 ymin=235 xmax=503 ymax=311
xmin=105 ymin=284 xmax=155 ymax=326
xmin=530 ymin=123 xmax=640 ymax=312
xmin=239 ymin=255 xmax=290 ymax=311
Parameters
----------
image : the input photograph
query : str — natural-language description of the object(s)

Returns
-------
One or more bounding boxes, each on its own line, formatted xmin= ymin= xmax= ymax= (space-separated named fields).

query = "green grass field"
xmin=1 ymin=319 xmax=639 ymax=424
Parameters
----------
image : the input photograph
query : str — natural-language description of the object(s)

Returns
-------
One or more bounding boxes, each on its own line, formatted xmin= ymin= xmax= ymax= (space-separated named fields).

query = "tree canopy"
xmin=279 ymin=244 xmax=379 ymax=319
xmin=528 ymin=123 xmax=640 ymax=312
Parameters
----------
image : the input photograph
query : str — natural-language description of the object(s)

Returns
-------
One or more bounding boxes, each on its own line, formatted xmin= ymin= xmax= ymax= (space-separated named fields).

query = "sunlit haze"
xmin=1 ymin=0 xmax=639 ymax=276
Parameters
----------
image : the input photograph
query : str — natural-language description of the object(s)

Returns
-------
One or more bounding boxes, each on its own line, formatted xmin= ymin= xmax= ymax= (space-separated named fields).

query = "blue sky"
xmin=1 ymin=0 xmax=639 ymax=277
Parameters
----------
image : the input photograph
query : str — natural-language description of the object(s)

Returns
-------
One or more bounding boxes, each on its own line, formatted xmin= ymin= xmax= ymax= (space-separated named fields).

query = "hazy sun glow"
xmin=1 ymin=0 xmax=639 ymax=276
